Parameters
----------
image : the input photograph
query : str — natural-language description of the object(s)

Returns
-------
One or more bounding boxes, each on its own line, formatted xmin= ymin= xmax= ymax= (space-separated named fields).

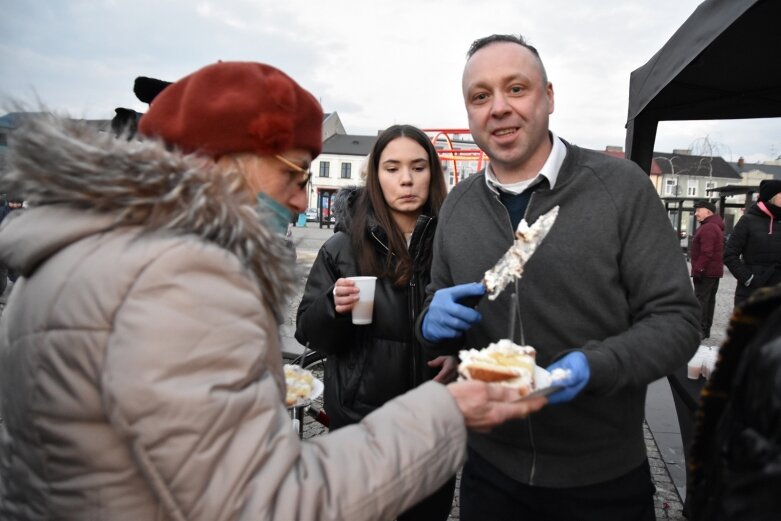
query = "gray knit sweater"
xmin=420 ymin=141 xmax=700 ymax=487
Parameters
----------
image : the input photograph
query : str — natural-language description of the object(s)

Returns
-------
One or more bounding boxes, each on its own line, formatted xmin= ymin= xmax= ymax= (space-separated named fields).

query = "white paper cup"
xmin=687 ymin=356 xmax=703 ymax=379
xmin=687 ymin=345 xmax=714 ymax=380
xmin=348 ymin=276 xmax=377 ymax=325
xmin=686 ymin=346 xmax=708 ymax=380
xmin=701 ymin=348 xmax=719 ymax=380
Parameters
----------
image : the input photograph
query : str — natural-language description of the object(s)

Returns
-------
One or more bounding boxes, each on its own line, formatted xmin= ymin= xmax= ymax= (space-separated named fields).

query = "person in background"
xmin=329 ymin=182 xmax=359 ymax=230
xmin=416 ymin=34 xmax=700 ymax=521
xmin=724 ymin=179 xmax=781 ymax=307
xmin=690 ymin=200 xmax=725 ymax=341
xmin=0 ymin=195 xmax=24 ymax=292
xmin=0 ymin=196 xmax=16 ymax=223
xmin=295 ymin=124 xmax=457 ymax=520
xmin=0 ymin=61 xmax=546 ymax=521
xmin=110 ymin=76 xmax=172 ymax=139
xmin=0 ymin=197 xmax=9 ymax=296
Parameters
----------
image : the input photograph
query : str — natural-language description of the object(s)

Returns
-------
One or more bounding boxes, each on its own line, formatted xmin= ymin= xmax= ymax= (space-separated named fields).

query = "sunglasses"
xmin=275 ymin=154 xmax=312 ymax=190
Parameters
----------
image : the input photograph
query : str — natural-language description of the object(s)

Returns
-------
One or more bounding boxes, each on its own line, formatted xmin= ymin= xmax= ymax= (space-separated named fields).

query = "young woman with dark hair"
xmin=295 ymin=124 xmax=456 ymax=520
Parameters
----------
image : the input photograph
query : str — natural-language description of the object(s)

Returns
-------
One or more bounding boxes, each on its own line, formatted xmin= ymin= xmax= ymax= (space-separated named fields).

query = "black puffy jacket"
xmin=295 ymin=200 xmax=439 ymax=429
xmin=724 ymin=203 xmax=781 ymax=305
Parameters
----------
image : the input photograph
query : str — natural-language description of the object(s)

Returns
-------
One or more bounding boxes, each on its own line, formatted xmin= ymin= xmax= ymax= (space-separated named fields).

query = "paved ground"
xmin=645 ymin=264 xmax=736 ymax=517
xmin=0 ymin=221 xmax=737 ymax=520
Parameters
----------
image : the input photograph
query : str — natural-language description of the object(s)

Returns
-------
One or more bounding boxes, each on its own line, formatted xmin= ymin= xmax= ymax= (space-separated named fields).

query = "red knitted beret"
xmin=138 ymin=61 xmax=323 ymax=158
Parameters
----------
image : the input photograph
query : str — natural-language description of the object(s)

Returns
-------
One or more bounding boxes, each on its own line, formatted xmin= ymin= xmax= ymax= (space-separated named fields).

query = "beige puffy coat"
xmin=0 ymin=116 xmax=466 ymax=520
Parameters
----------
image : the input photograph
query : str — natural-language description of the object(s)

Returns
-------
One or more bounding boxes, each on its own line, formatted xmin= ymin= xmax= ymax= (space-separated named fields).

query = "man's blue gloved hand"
xmin=421 ymin=283 xmax=485 ymax=342
xmin=545 ymin=351 xmax=590 ymax=405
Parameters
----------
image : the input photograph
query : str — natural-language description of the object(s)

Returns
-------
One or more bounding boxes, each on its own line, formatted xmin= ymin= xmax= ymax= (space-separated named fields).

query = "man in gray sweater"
xmin=417 ymin=34 xmax=700 ymax=521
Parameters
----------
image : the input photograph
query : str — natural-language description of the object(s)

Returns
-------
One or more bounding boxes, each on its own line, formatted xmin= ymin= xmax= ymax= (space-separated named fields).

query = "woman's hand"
xmin=447 ymin=380 xmax=547 ymax=432
xmin=332 ymin=278 xmax=360 ymax=315
xmin=429 ymin=355 xmax=459 ymax=384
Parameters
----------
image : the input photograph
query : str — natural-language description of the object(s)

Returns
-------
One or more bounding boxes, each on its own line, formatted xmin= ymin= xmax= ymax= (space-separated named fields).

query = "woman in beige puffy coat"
xmin=0 ymin=62 xmax=545 ymax=521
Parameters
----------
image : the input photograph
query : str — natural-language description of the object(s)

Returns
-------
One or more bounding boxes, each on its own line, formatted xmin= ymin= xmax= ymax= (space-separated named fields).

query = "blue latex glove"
xmin=421 ymin=283 xmax=485 ymax=342
xmin=545 ymin=351 xmax=590 ymax=405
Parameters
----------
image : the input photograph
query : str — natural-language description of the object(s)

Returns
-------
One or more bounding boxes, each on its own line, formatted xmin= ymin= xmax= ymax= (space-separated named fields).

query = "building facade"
xmin=309 ymin=133 xmax=376 ymax=224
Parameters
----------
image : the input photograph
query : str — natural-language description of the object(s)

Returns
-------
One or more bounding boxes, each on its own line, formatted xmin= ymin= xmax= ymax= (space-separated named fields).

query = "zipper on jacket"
xmin=523 ymin=191 xmax=537 ymax=223
xmin=495 ymin=189 xmax=540 ymax=483
xmin=491 ymin=192 xmax=516 ymax=240
xmin=527 ymin=417 xmax=538 ymax=484
xmin=371 ymin=217 xmax=433 ymax=385
xmin=408 ymin=216 xmax=432 ymax=384
xmin=523 ymin=191 xmax=540 ymax=485
xmin=409 ymin=277 xmax=418 ymax=383
xmin=370 ymin=230 xmax=392 ymax=256
xmin=370 ymin=227 xmax=417 ymax=384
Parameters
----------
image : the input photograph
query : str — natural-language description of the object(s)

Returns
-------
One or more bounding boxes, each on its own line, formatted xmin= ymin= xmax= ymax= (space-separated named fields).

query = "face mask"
xmin=255 ymin=192 xmax=293 ymax=235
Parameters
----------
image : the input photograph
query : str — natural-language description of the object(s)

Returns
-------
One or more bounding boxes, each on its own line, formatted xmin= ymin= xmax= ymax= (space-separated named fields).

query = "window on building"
xmin=687 ymin=180 xmax=697 ymax=197
xmin=705 ymin=181 xmax=717 ymax=193
xmin=319 ymin=161 xmax=330 ymax=178
xmin=341 ymin=162 xmax=351 ymax=179
xmin=664 ymin=178 xmax=678 ymax=196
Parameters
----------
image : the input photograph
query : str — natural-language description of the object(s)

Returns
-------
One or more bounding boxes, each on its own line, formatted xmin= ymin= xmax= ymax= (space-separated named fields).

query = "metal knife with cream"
xmin=482 ymin=205 xmax=559 ymax=300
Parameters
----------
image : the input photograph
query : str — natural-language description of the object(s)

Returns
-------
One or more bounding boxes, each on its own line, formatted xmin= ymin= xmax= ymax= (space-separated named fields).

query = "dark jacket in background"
xmin=0 ymin=204 xmax=8 ymax=295
xmin=0 ymin=200 xmax=23 ymax=226
xmin=0 ymin=204 xmax=11 ymax=224
xmin=688 ymin=284 xmax=781 ymax=520
xmin=295 ymin=188 xmax=439 ymax=429
xmin=691 ymin=213 xmax=725 ymax=278
xmin=0 ymin=201 xmax=22 ymax=292
xmin=724 ymin=203 xmax=781 ymax=305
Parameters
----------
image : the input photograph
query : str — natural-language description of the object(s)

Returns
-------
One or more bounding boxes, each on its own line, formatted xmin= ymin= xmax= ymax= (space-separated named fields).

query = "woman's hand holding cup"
xmin=332 ymin=278 xmax=360 ymax=314
xmin=333 ymin=276 xmax=377 ymax=324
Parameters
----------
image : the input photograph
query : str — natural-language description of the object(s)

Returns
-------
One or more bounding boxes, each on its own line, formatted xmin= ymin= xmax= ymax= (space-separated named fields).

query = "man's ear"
xmin=547 ymin=82 xmax=555 ymax=115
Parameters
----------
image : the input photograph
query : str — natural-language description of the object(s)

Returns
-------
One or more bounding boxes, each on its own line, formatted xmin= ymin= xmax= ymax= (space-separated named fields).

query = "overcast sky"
xmin=1 ymin=0 xmax=779 ymax=163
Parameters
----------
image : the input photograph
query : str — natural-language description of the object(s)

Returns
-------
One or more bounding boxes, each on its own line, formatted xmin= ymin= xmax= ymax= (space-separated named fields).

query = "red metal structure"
xmin=423 ymin=128 xmax=488 ymax=184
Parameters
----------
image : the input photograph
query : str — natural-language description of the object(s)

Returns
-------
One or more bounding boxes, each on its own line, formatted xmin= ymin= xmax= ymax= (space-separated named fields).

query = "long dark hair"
xmin=350 ymin=124 xmax=447 ymax=286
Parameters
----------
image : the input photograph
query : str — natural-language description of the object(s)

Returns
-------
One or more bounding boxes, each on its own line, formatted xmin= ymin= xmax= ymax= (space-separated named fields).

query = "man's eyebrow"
xmin=466 ymin=73 xmax=534 ymax=91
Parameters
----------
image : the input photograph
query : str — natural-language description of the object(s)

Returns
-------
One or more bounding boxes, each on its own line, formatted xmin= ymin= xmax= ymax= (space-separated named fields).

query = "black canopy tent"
xmin=625 ymin=0 xmax=781 ymax=173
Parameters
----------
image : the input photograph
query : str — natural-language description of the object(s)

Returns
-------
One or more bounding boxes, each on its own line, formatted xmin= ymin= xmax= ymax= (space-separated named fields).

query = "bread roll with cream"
xmin=458 ymin=339 xmax=536 ymax=396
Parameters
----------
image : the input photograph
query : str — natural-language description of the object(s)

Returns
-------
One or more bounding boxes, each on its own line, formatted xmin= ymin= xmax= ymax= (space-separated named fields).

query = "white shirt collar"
xmin=485 ymin=132 xmax=567 ymax=195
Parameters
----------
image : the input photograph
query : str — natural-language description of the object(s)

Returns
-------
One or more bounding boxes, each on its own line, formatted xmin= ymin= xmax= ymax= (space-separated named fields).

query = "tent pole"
xmin=626 ymin=114 xmax=659 ymax=175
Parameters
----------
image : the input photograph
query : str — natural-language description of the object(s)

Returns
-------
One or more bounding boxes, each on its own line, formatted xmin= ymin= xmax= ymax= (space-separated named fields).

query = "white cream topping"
xmin=458 ymin=339 xmax=536 ymax=389
xmin=459 ymin=339 xmax=535 ymax=365
xmin=284 ymin=364 xmax=314 ymax=406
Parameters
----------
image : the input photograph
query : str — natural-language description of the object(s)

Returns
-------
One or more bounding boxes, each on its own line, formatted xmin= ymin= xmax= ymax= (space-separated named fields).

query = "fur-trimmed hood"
xmin=0 ymin=114 xmax=297 ymax=318
xmin=332 ymin=185 xmax=362 ymax=233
